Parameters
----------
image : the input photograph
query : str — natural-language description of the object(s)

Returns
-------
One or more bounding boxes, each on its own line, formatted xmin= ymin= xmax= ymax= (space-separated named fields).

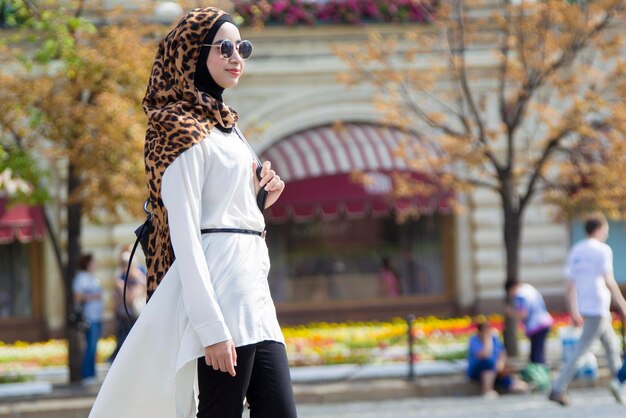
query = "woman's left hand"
xmin=252 ymin=161 xmax=285 ymax=209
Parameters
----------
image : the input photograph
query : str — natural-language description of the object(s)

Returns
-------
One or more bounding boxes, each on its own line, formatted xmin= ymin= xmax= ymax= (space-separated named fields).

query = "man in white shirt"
xmin=549 ymin=213 xmax=626 ymax=406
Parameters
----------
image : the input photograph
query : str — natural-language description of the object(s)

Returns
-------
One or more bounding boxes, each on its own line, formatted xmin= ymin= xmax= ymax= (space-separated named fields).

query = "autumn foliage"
xmin=336 ymin=0 xmax=626 ymax=354
xmin=0 ymin=0 xmax=158 ymax=382
xmin=0 ymin=3 xmax=155 ymax=219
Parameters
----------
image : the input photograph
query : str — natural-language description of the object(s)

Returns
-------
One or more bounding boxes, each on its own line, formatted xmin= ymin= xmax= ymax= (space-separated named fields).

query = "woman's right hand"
xmin=203 ymin=339 xmax=237 ymax=377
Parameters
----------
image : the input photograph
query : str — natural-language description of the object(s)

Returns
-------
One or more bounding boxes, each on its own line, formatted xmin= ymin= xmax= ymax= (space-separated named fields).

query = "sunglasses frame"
xmin=203 ymin=39 xmax=253 ymax=60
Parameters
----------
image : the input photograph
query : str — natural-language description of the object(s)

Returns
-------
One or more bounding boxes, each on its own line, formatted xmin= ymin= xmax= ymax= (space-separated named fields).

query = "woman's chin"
xmin=218 ymin=78 xmax=239 ymax=89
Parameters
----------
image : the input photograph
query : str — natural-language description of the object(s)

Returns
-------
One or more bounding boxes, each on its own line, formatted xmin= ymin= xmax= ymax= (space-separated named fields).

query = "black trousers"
xmin=197 ymin=340 xmax=298 ymax=418
xmin=529 ymin=327 xmax=550 ymax=364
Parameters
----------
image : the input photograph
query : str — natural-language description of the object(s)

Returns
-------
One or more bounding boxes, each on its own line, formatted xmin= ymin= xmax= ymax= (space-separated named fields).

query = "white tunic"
xmin=89 ymin=128 xmax=284 ymax=418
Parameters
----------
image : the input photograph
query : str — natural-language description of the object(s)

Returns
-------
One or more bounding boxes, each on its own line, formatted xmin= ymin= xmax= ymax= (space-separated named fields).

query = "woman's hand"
xmin=203 ymin=339 xmax=237 ymax=377
xmin=252 ymin=161 xmax=285 ymax=209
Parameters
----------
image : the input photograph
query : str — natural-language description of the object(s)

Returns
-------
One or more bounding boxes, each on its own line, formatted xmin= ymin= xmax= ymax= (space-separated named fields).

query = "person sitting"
xmin=467 ymin=318 xmax=528 ymax=397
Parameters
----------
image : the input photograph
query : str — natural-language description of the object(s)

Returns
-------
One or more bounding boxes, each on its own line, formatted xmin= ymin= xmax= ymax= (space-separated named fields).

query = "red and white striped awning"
xmin=262 ymin=123 xmax=441 ymax=182
xmin=0 ymin=197 xmax=45 ymax=244
xmin=260 ymin=123 xmax=451 ymax=222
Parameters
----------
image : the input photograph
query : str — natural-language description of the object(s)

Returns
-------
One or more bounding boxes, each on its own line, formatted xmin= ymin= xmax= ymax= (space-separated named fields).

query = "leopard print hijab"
xmin=142 ymin=7 xmax=238 ymax=299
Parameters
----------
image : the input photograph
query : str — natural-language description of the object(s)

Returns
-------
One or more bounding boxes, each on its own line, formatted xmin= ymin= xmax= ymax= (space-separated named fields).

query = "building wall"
xmin=39 ymin=21 xmax=571 ymax=333
xmin=227 ymin=24 xmax=570 ymax=314
xmin=470 ymin=188 xmax=569 ymax=313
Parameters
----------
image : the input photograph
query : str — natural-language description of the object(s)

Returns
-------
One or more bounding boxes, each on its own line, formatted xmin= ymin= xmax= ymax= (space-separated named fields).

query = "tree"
xmin=335 ymin=0 xmax=626 ymax=354
xmin=0 ymin=0 xmax=155 ymax=381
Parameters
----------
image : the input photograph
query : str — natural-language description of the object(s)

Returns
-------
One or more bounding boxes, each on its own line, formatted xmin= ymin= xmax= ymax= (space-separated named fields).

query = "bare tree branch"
xmin=438 ymin=4 xmax=504 ymax=172
xmin=406 ymin=80 xmax=464 ymax=118
xmin=439 ymin=22 xmax=472 ymax=132
xmin=498 ymin=2 xmax=512 ymax=130
xmin=453 ymin=0 xmax=488 ymax=147
xmin=464 ymin=177 xmax=500 ymax=191
xmin=507 ymin=7 xmax=615 ymax=136
xmin=395 ymin=80 xmax=469 ymax=138
xmin=532 ymin=179 xmax=574 ymax=196
xmin=519 ymin=128 xmax=572 ymax=210
xmin=516 ymin=1 xmax=530 ymax=77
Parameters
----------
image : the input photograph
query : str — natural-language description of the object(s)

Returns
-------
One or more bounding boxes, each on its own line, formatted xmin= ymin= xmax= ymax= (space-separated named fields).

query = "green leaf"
xmin=67 ymin=16 xmax=81 ymax=31
xmin=28 ymin=108 xmax=43 ymax=129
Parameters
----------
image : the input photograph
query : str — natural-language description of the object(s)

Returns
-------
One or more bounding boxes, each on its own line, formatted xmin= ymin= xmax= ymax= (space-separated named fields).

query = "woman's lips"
xmin=226 ymin=69 xmax=241 ymax=76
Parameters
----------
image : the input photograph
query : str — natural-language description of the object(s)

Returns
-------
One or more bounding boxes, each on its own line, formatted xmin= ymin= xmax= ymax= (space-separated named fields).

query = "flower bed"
xmin=0 ymin=313 xmax=622 ymax=374
xmin=284 ymin=315 xmax=501 ymax=365
xmin=232 ymin=0 xmax=439 ymax=27
xmin=0 ymin=337 xmax=116 ymax=371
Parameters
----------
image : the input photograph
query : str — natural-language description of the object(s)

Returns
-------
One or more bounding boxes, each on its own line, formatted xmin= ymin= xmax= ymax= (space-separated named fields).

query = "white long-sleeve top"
xmin=89 ymin=127 xmax=284 ymax=418
xmin=161 ymin=127 xmax=284 ymax=348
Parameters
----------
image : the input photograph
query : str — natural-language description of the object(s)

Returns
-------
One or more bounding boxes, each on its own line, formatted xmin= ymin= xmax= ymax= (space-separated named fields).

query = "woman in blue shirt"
xmin=72 ymin=253 xmax=103 ymax=383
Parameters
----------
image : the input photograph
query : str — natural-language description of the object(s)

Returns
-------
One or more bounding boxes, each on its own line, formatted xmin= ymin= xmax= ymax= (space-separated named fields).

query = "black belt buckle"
xmin=261 ymin=230 xmax=267 ymax=239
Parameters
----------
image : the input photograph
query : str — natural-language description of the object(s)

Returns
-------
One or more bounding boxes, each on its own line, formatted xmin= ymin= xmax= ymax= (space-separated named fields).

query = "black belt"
xmin=201 ymin=228 xmax=266 ymax=239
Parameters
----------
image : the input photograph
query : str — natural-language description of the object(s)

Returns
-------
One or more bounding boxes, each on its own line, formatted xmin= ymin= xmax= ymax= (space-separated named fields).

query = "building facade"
xmin=2 ymin=4 xmax=598 ymax=341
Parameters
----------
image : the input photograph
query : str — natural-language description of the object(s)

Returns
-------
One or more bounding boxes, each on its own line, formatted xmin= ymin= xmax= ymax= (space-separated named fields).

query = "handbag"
xmin=67 ymin=306 xmax=91 ymax=331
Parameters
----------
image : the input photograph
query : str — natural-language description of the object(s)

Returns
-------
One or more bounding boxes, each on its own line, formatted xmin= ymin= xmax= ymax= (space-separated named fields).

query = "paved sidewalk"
xmin=0 ymin=337 xmax=620 ymax=417
xmin=0 ymin=362 xmax=614 ymax=418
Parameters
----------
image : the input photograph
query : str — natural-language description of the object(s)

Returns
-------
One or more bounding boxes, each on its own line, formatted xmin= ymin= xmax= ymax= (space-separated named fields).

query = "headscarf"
xmin=142 ymin=7 xmax=238 ymax=299
xmin=194 ymin=15 xmax=233 ymax=103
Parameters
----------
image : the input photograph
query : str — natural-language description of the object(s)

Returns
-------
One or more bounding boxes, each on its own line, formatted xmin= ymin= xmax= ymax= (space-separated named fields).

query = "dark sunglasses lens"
xmin=238 ymin=41 xmax=253 ymax=60
xmin=220 ymin=40 xmax=234 ymax=58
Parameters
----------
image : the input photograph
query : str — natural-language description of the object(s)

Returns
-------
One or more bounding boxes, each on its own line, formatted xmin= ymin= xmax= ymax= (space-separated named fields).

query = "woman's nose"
xmin=230 ymin=49 xmax=244 ymax=65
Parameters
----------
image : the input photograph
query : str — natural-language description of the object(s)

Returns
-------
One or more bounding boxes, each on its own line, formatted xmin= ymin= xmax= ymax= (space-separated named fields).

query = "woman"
xmin=89 ymin=8 xmax=296 ymax=418
xmin=72 ymin=253 xmax=103 ymax=384
xmin=378 ymin=257 xmax=400 ymax=297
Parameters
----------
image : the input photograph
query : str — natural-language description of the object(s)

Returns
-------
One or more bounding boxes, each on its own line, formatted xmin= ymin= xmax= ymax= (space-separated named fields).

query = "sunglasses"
xmin=203 ymin=39 xmax=253 ymax=60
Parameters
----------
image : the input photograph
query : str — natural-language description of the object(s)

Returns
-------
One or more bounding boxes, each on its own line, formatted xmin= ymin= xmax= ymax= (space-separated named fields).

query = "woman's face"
xmin=206 ymin=22 xmax=245 ymax=89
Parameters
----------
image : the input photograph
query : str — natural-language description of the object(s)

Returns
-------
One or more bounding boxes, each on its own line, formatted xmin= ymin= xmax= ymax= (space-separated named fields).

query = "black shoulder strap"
xmin=123 ymin=219 xmax=149 ymax=319
xmin=233 ymin=126 xmax=267 ymax=212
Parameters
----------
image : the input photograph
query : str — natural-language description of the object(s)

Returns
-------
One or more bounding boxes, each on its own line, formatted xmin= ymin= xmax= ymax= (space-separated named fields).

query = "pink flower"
xmin=272 ymin=0 xmax=289 ymax=15
xmin=233 ymin=0 xmax=437 ymax=26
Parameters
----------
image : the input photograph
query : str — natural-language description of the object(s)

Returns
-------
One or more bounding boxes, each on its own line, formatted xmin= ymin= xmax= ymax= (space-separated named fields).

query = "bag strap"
xmin=123 ymin=217 xmax=149 ymax=320
xmin=233 ymin=126 xmax=267 ymax=211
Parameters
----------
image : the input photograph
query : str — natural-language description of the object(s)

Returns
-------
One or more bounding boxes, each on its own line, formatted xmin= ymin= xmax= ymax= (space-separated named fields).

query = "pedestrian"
xmin=466 ymin=318 xmax=528 ymax=398
xmin=107 ymin=246 xmax=146 ymax=363
xmin=72 ymin=253 xmax=103 ymax=384
xmin=379 ymin=256 xmax=401 ymax=297
xmin=89 ymin=8 xmax=296 ymax=418
xmin=549 ymin=213 xmax=626 ymax=406
xmin=505 ymin=281 xmax=554 ymax=364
